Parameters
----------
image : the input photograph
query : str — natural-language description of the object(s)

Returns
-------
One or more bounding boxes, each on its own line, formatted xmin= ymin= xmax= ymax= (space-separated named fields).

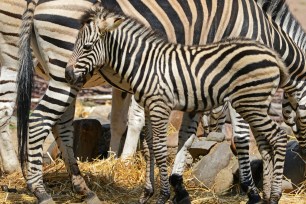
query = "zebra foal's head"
xmin=65 ymin=8 xmax=124 ymax=87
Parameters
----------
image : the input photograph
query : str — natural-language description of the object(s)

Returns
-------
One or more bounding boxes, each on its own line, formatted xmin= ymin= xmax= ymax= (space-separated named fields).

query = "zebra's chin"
xmin=65 ymin=67 xmax=86 ymax=88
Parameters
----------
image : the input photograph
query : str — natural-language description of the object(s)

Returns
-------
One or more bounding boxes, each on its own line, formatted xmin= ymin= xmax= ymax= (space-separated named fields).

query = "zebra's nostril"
xmin=65 ymin=69 xmax=74 ymax=84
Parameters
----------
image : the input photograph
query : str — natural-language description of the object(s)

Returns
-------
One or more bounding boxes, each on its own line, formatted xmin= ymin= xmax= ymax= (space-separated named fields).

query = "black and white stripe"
xmin=66 ymin=8 xmax=288 ymax=204
xmin=16 ymin=0 xmax=306 ymax=203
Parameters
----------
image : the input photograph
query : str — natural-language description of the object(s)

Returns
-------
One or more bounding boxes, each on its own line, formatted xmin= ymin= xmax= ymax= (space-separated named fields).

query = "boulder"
xmin=214 ymin=157 xmax=238 ymax=193
xmin=188 ymin=137 xmax=217 ymax=159
xmin=192 ymin=142 xmax=233 ymax=189
xmin=206 ymin=132 xmax=226 ymax=142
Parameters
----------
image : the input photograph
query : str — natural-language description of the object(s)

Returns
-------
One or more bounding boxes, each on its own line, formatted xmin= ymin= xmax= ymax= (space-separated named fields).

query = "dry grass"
xmin=0 ymin=153 xmax=305 ymax=204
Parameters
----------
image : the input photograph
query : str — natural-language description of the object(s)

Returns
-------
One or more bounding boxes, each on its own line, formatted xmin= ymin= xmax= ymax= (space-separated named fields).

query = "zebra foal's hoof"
xmin=156 ymin=191 xmax=170 ymax=204
xmin=138 ymin=187 xmax=154 ymax=204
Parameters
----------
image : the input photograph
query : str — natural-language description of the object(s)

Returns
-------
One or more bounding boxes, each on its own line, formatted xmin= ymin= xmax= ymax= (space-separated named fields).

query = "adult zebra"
xmin=65 ymin=8 xmax=288 ymax=204
xmin=256 ymin=0 xmax=306 ymax=151
xmin=17 ymin=0 xmax=306 ymax=203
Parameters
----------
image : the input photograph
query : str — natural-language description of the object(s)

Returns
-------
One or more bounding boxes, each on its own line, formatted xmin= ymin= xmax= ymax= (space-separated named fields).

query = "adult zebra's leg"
xmin=228 ymin=103 xmax=261 ymax=203
xmin=51 ymin=98 xmax=100 ymax=203
xmin=0 ymin=65 xmax=20 ymax=173
xmin=177 ymin=112 xmax=200 ymax=150
xmin=170 ymin=135 xmax=195 ymax=204
xmin=121 ymin=95 xmax=145 ymax=159
xmin=139 ymin=113 xmax=154 ymax=204
xmin=169 ymin=112 xmax=200 ymax=204
xmin=26 ymin=81 xmax=99 ymax=203
xmin=110 ymin=88 xmax=131 ymax=156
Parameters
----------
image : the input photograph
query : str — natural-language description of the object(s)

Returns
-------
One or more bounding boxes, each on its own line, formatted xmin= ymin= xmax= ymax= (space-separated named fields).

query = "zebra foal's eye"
xmin=83 ymin=43 xmax=93 ymax=50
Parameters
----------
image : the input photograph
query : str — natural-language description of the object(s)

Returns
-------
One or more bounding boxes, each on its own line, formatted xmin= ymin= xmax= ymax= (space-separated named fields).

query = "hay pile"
xmin=0 ymin=153 xmax=305 ymax=203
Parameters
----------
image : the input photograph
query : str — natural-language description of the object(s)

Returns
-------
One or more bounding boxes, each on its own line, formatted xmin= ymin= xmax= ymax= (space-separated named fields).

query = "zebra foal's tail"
xmin=17 ymin=0 xmax=38 ymax=176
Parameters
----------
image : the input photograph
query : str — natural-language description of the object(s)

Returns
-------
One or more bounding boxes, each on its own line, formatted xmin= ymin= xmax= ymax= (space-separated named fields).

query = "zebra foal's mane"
xmin=80 ymin=6 xmax=168 ymax=43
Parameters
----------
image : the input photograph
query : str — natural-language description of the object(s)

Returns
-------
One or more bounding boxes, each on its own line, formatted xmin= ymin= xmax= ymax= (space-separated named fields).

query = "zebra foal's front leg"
xmin=237 ymin=105 xmax=287 ymax=204
xmin=139 ymin=114 xmax=155 ymax=204
xmin=149 ymin=106 xmax=171 ymax=204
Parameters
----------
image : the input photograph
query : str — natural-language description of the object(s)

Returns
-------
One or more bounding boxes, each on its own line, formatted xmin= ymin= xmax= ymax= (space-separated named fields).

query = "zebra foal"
xmin=65 ymin=8 xmax=288 ymax=204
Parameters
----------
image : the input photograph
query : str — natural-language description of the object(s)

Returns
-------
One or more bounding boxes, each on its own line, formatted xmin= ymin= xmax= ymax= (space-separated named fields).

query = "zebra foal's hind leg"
xmin=227 ymin=103 xmax=261 ymax=203
xmin=236 ymin=104 xmax=287 ymax=204
xmin=283 ymin=85 xmax=306 ymax=157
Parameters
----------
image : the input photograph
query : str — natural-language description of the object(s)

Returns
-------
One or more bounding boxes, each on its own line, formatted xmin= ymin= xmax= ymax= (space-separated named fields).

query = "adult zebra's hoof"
xmin=169 ymin=174 xmax=190 ymax=204
xmin=138 ymin=187 xmax=154 ymax=204
xmin=156 ymin=191 xmax=170 ymax=204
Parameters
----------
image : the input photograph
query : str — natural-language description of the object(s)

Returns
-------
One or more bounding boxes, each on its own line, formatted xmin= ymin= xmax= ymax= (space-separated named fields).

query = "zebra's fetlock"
xmin=32 ymin=190 xmax=54 ymax=204
xmin=240 ymin=182 xmax=261 ymax=204
xmin=138 ymin=187 xmax=154 ymax=204
xmin=156 ymin=190 xmax=171 ymax=204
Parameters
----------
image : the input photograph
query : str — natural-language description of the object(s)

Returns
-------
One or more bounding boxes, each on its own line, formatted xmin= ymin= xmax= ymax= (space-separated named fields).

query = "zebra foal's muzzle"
xmin=65 ymin=65 xmax=84 ymax=87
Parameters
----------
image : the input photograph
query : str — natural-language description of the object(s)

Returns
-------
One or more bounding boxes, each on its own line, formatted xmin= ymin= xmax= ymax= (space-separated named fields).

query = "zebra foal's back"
xmin=66 ymin=9 xmax=288 ymax=204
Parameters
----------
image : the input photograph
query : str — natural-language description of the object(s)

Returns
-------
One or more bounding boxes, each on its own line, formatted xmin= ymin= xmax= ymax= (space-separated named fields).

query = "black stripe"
xmin=222 ymin=0 xmax=238 ymax=39
xmin=0 ymin=10 xmax=22 ymax=19
xmin=40 ymin=35 xmax=74 ymax=51
xmin=207 ymin=0 xmax=225 ymax=43
xmin=34 ymin=14 xmax=82 ymax=30
xmin=193 ymin=0 xmax=204 ymax=44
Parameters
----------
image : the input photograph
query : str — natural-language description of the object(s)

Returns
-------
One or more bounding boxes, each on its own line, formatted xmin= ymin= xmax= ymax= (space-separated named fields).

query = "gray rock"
xmin=206 ymin=132 xmax=226 ymax=142
xmin=192 ymin=142 xmax=233 ymax=188
xmin=214 ymin=157 xmax=238 ymax=193
xmin=188 ymin=137 xmax=217 ymax=158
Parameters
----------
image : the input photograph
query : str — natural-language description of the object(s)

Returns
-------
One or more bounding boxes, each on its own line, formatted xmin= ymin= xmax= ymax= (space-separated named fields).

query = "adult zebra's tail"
xmin=17 ymin=0 xmax=38 ymax=176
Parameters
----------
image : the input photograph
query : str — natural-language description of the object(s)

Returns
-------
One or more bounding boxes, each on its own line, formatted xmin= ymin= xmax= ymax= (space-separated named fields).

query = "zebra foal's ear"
xmin=97 ymin=17 xmax=125 ymax=33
